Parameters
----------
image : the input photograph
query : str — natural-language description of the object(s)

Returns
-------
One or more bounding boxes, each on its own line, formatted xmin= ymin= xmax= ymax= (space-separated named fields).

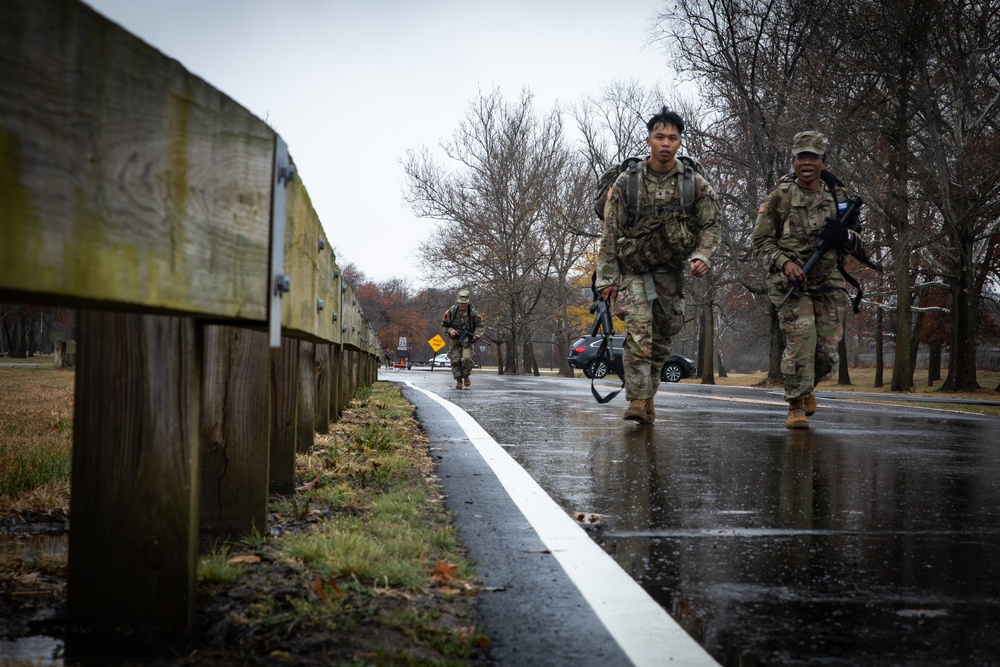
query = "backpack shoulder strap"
xmin=676 ymin=155 xmax=696 ymax=212
xmin=624 ymin=158 xmax=642 ymax=225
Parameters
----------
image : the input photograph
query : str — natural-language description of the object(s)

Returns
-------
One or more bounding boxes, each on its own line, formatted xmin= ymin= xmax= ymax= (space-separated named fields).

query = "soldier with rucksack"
xmin=595 ymin=107 xmax=721 ymax=423
xmin=441 ymin=289 xmax=483 ymax=390
xmin=752 ymin=130 xmax=872 ymax=430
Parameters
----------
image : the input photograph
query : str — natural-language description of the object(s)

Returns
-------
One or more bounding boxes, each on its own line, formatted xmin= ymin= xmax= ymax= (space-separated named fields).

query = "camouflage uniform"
xmin=752 ymin=135 xmax=862 ymax=404
xmin=596 ymin=159 xmax=721 ymax=401
xmin=441 ymin=290 xmax=484 ymax=385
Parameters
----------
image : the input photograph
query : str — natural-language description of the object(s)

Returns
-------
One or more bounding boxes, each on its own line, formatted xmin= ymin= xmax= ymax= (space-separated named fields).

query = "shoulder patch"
xmin=758 ymin=201 xmax=767 ymax=214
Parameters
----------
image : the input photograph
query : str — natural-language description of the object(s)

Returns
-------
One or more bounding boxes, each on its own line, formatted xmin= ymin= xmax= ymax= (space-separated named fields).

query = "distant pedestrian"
xmin=441 ymin=289 xmax=483 ymax=389
xmin=752 ymin=130 xmax=863 ymax=429
xmin=595 ymin=107 xmax=721 ymax=423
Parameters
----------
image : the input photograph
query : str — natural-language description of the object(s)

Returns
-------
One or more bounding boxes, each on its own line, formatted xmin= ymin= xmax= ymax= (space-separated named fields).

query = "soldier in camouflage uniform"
xmin=752 ymin=131 xmax=862 ymax=429
xmin=596 ymin=108 xmax=721 ymax=423
xmin=442 ymin=289 xmax=484 ymax=390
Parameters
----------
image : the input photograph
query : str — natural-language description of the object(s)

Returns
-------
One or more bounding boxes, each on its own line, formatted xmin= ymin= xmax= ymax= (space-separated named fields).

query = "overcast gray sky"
xmin=83 ymin=0 xmax=677 ymax=286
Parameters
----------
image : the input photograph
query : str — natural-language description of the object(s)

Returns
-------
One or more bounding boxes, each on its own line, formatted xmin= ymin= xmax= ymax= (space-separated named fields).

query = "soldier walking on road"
xmin=441 ymin=289 xmax=483 ymax=390
xmin=752 ymin=131 xmax=865 ymax=429
xmin=595 ymin=107 xmax=721 ymax=423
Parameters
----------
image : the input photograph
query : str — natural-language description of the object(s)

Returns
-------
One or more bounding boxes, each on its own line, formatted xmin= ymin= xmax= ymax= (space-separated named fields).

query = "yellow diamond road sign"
xmin=428 ymin=334 xmax=446 ymax=352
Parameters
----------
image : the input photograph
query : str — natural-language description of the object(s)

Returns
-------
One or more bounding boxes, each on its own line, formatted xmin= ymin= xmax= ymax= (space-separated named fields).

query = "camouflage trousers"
xmin=447 ymin=342 xmax=474 ymax=379
xmin=615 ymin=271 xmax=685 ymax=401
xmin=771 ymin=285 xmax=848 ymax=401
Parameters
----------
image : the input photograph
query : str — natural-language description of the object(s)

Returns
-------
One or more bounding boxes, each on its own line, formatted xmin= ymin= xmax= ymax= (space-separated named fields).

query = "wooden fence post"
xmin=314 ymin=343 xmax=330 ymax=434
xmin=199 ymin=326 xmax=270 ymax=538
xmin=268 ymin=338 xmax=298 ymax=495
xmin=296 ymin=341 xmax=316 ymax=453
xmin=68 ymin=310 xmax=201 ymax=643
xmin=330 ymin=346 xmax=342 ymax=422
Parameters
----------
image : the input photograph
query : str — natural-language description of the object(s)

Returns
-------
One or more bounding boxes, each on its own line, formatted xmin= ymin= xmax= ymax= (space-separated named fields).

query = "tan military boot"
xmin=624 ymin=399 xmax=649 ymax=423
xmin=644 ymin=398 xmax=656 ymax=423
xmin=802 ymin=392 xmax=817 ymax=417
xmin=455 ymin=379 xmax=463 ymax=390
xmin=464 ymin=376 xmax=471 ymax=387
xmin=786 ymin=398 xmax=809 ymax=429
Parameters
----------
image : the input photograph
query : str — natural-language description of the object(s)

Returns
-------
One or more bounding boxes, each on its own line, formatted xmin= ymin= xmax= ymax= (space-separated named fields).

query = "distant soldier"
xmin=595 ymin=107 xmax=721 ymax=423
xmin=441 ymin=289 xmax=483 ymax=389
xmin=752 ymin=130 xmax=863 ymax=429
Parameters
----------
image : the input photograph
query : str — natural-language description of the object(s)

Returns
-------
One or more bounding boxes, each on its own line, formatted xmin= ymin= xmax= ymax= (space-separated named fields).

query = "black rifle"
xmin=442 ymin=319 xmax=475 ymax=347
xmin=454 ymin=325 xmax=475 ymax=347
xmin=588 ymin=273 xmax=624 ymax=404
xmin=777 ymin=196 xmax=864 ymax=311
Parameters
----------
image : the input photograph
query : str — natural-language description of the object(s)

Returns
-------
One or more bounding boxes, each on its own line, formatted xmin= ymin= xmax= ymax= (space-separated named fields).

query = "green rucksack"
xmin=593 ymin=155 xmax=709 ymax=227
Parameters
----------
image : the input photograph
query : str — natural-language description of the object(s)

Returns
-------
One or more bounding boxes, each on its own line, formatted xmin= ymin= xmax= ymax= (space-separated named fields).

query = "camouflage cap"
xmin=791 ymin=130 xmax=828 ymax=156
xmin=457 ymin=289 xmax=470 ymax=303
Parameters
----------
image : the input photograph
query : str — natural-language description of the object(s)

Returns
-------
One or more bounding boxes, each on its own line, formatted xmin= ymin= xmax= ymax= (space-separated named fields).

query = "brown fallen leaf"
xmin=314 ymin=575 xmax=327 ymax=601
xmin=328 ymin=580 xmax=345 ymax=600
xmin=430 ymin=560 xmax=458 ymax=583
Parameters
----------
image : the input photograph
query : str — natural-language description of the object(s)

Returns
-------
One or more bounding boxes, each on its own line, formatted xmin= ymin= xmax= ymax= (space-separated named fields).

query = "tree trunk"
xmin=927 ymin=343 xmax=941 ymax=387
xmin=716 ymin=349 xmax=728 ymax=378
xmin=875 ymin=305 xmax=884 ymax=387
xmin=523 ymin=338 xmax=539 ymax=376
xmin=837 ymin=337 xmax=851 ymax=385
xmin=26 ymin=313 xmax=37 ymax=356
xmin=8 ymin=306 xmax=26 ymax=358
xmin=699 ymin=302 xmax=715 ymax=385
xmin=940 ymin=237 xmax=980 ymax=391
xmin=762 ymin=304 xmax=784 ymax=387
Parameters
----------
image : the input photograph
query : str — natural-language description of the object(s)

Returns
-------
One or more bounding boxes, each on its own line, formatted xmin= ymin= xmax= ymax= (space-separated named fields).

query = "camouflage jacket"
xmin=596 ymin=158 xmax=721 ymax=289
xmin=752 ymin=175 xmax=861 ymax=291
xmin=441 ymin=304 xmax=483 ymax=345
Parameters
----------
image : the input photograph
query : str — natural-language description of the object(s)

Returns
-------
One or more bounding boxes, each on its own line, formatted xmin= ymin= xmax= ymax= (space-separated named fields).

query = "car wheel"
xmin=587 ymin=359 xmax=609 ymax=379
xmin=662 ymin=363 xmax=683 ymax=383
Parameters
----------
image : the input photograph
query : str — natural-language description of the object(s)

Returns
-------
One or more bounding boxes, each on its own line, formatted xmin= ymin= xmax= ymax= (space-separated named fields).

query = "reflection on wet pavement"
xmin=393 ymin=370 xmax=1000 ymax=666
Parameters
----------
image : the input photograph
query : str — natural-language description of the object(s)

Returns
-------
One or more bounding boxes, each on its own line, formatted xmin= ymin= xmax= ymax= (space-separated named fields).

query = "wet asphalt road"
xmin=386 ymin=369 xmax=1000 ymax=667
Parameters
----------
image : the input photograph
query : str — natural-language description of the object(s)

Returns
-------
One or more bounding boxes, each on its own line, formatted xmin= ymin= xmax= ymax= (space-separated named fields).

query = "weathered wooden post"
xmin=330 ymin=345 xmax=342 ymax=422
xmin=296 ymin=341 xmax=316 ymax=453
xmin=269 ymin=337 xmax=298 ymax=494
xmin=68 ymin=311 xmax=202 ymax=643
xmin=199 ymin=326 xmax=270 ymax=538
xmin=314 ymin=343 xmax=331 ymax=433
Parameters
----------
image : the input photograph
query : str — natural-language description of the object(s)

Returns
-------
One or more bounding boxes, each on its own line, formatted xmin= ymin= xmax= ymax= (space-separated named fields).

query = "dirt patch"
xmin=1 ymin=511 xmax=490 ymax=666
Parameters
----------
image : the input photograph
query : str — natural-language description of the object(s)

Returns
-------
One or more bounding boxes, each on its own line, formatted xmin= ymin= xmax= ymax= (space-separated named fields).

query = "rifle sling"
xmin=590 ymin=332 xmax=625 ymax=404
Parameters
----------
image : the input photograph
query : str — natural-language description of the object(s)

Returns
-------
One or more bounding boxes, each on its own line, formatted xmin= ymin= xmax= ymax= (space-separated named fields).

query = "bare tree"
xmin=908 ymin=0 xmax=1000 ymax=391
xmin=403 ymin=88 xmax=576 ymax=374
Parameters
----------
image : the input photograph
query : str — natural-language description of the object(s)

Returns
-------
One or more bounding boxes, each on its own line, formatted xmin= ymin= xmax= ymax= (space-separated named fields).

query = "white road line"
xmin=405 ymin=381 xmax=719 ymax=667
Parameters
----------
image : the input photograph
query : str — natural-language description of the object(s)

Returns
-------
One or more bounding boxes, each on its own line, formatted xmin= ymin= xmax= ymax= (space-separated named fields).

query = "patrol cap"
xmin=457 ymin=289 xmax=470 ymax=303
xmin=791 ymin=130 xmax=828 ymax=156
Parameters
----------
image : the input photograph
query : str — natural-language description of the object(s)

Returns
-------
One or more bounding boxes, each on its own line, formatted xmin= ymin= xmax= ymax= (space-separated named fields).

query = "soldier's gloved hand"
xmin=818 ymin=223 xmax=850 ymax=248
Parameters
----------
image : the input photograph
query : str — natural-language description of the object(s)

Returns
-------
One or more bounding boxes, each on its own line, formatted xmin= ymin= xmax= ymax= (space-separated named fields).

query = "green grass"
xmin=0 ymin=366 xmax=74 ymax=509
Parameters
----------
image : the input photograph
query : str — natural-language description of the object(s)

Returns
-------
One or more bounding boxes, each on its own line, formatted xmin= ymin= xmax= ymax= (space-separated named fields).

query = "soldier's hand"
xmin=600 ymin=285 xmax=618 ymax=302
xmin=782 ymin=260 xmax=806 ymax=282
xmin=449 ymin=328 xmax=458 ymax=338
xmin=819 ymin=223 xmax=850 ymax=248
xmin=690 ymin=259 xmax=708 ymax=277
